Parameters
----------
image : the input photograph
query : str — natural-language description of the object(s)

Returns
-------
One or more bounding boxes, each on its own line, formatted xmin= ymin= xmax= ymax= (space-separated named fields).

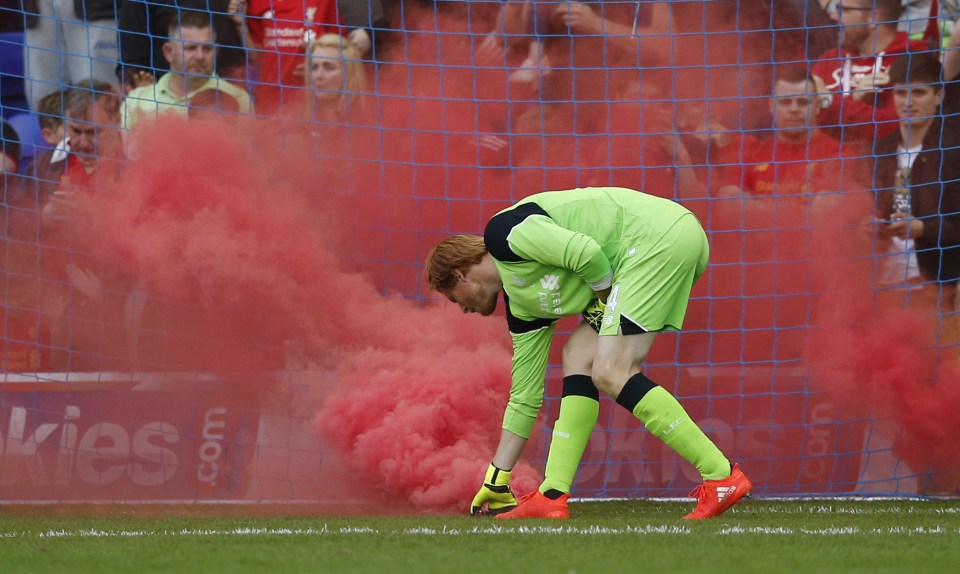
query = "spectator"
xmin=21 ymin=0 xmax=119 ymax=109
xmin=1 ymin=117 xmax=21 ymax=174
xmin=15 ymin=91 xmax=65 ymax=177
xmin=11 ymin=83 xmax=134 ymax=371
xmin=116 ymin=1 xmax=247 ymax=93
xmin=302 ymin=33 xmax=380 ymax=173
xmin=305 ymin=34 xmax=367 ymax=124
xmin=716 ymin=67 xmax=865 ymax=201
xmin=229 ymin=0 xmax=341 ymax=115
xmin=873 ymin=53 xmax=960 ymax=310
xmin=475 ymin=2 xmax=672 ymax=91
xmin=14 ymin=82 xmax=123 ymax=220
xmin=121 ymin=12 xmax=252 ymax=131
xmin=35 ymin=91 xmax=66 ymax=148
xmin=812 ymin=0 xmax=929 ymax=142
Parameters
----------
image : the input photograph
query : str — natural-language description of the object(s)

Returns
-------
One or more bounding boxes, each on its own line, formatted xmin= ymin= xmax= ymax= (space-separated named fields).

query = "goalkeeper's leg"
xmin=593 ymin=331 xmax=751 ymax=519
xmin=587 ymin=212 xmax=749 ymax=518
xmin=495 ymin=323 xmax=598 ymax=520
xmin=539 ymin=374 xmax=599 ymax=496
xmin=496 ymin=376 xmax=597 ymax=520
xmin=594 ymin=331 xmax=730 ymax=481
xmin=540 ymin=321 xmax=601 ymax=497
xmin=610 ymin=368 xmax=753 ymax=520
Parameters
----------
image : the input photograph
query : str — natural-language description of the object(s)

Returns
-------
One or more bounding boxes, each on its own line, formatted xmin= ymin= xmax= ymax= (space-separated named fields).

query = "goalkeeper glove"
xmin=470 ymin=463 xmax=517 ymax=516
xmin=582 ymin=298 xmax=606 ymax=333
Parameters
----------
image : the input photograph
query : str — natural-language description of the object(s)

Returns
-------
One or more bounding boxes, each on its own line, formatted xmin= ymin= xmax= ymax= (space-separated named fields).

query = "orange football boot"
xmin=494 ymin=491 xmax=570 ymax=520
xmin=683 ymin=463 xmax=753 ymax=520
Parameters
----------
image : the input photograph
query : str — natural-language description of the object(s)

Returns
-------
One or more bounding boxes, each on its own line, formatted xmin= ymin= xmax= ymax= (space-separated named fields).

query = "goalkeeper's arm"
xmin=491 ymin=428 xmax=528 ymax=470
xmin=471 ymin=318 xmax=553 ymax=515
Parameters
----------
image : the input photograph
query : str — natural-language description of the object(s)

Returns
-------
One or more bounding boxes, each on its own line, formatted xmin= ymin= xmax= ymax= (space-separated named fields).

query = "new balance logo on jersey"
xmin=539 ymin=275 xmax=560 ymax=290
xmin=716 ymin=486 xmax=737 ymax=504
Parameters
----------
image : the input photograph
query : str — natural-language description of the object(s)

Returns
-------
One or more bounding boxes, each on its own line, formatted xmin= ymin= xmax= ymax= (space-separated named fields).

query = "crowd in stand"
xmin=1 ymin=0 xmax=960 ymax=371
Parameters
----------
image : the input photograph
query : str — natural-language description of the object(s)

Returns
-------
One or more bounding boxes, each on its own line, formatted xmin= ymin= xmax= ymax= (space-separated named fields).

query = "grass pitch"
xmin=2 ymin=500 xmax=958 ymax=574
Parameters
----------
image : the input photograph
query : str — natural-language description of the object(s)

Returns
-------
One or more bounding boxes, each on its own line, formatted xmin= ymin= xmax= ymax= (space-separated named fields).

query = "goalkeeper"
xmin=424 ymin=187 xmax=752 ymax=520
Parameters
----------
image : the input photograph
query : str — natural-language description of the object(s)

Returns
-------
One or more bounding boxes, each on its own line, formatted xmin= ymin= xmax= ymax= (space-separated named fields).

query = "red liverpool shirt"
xmin=246 ymin=0 xmax=341 ymax=113
xmin=718 ymin=130 xmax=863 ymax=199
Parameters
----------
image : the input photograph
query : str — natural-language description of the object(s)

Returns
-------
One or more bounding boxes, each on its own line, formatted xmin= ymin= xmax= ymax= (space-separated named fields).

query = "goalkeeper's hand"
xmin=582 ymin=298 xmax=606 ymax=333
xmin=470 ymin=463 xmax=517 ymax=516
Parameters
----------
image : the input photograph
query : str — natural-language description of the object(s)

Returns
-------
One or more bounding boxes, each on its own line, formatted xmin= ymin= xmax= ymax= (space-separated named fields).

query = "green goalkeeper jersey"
xmin=483 ymin=187 xmax=692 ymax=438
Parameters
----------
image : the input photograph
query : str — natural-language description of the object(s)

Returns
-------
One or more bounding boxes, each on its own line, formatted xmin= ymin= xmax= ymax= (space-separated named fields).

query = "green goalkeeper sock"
xmin=616 ymin=373 xmax=730 ymax=481
xmin=540 ymin=375 xmax=600 ymax=494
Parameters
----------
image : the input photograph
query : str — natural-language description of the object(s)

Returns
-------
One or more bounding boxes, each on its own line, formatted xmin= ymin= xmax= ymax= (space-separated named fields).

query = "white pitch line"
xmin=2 ymin=497 xmax=948 ymax=507
xmin=1 ymin=525 xmax=958 ymax=539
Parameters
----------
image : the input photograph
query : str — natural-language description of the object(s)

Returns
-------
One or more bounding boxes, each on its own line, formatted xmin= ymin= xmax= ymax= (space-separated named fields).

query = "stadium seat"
xmin=0 ymin=30 xmax=28 ymax=119
xmin=7 ymin=111 xmax=47 ymax=172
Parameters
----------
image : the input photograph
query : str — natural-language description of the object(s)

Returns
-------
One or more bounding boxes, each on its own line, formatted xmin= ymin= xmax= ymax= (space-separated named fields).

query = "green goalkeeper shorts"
xmin=598 ymin=212 xmax=709 ymax=336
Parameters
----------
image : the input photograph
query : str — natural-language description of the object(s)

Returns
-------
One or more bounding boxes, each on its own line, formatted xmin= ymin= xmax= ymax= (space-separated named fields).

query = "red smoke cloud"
xmin=806 ymin=204 xmax=960 ymax=480
xmin=75 ymin=113 xmax=539 ymax=511
xmin=316 ymin=327 xmax=542 ymax=509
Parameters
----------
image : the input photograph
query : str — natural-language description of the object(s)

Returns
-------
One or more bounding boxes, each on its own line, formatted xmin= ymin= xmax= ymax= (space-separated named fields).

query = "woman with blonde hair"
xmin=304 ymin=33 xmax=368 ymax=123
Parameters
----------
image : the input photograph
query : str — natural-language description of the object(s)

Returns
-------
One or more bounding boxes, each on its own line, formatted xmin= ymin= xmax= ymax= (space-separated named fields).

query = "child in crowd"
xmin=36 ymin=91 xmax=66 ymax=147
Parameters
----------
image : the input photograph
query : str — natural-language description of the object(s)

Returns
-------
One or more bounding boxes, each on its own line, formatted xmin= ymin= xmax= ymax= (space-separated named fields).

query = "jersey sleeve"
xmin=501 ymin=318 xmax=556 ymax=439
xmin=512 ymin=215 xmax=613 ymax=291
xmin=818 ymin=95 xmax=899 ymax=141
